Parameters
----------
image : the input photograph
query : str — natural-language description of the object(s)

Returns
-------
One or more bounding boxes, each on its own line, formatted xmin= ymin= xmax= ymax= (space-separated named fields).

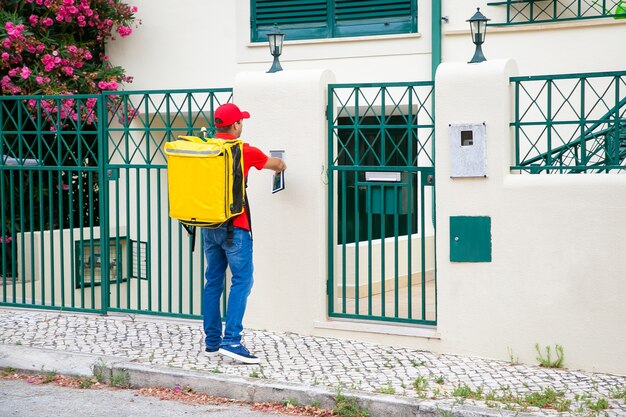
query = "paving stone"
xmin=0 ymin=309 xmax=625 ymax=416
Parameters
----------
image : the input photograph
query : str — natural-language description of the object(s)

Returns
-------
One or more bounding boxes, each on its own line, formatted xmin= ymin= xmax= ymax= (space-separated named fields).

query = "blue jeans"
xmin=202 ymin=226 xmax=254 ymax=348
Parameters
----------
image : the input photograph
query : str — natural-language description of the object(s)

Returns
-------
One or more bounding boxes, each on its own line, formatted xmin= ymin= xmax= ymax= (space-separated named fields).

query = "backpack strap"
xmin=226 ymin=178 xmax=252 ymax=245
xmin=182 ymin=224 xmax=197 ymax=252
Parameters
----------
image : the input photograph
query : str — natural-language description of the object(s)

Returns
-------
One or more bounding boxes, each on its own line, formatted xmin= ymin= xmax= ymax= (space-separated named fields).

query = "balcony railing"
xmin=487 ymin=0 xmax=626 ymax=25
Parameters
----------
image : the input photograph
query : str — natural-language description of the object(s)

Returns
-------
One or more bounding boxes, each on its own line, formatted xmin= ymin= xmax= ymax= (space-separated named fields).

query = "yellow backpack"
xmin=164 ymin=135 xmax=245 ymax=233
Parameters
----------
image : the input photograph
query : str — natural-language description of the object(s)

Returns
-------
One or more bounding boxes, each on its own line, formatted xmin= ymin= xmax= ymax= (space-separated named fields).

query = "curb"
xmin=0 ymin=345 xmax=532 ymax=417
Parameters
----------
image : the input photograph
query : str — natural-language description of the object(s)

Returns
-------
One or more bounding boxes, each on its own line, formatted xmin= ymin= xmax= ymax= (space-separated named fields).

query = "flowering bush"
xmin=0 ymin=0 xmax=140 ymax=237
xmin=0 ymin=0 xmax=139 ymax=97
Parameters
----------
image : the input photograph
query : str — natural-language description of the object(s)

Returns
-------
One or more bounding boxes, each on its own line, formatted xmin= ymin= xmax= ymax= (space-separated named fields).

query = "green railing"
xmin=511 ymin=70 xmax=626 ymax=173
xmin=0 ymin=89 xmax=233 ymax=317
xmin=327 ymin=82 xmax=436 ymax=325
xmin=488 ymin=0 xmax=626 ymax=25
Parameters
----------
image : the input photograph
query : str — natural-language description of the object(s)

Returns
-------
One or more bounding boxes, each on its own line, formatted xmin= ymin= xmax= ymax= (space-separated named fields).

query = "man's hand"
xmin=264 ymin=156 xmax=286 ymax=173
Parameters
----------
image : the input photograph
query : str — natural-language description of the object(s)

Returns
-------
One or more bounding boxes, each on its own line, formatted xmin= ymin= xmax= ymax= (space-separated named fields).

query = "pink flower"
xmin=29 ymin=15 xmax=38 ymax=26
xmin=84 ymin=50 xmax=92 ymax=60
xmin=132 ymin=6 xmax=138 ymax=13
xmin=1 ymin=52 xmax=9 ymax=61
xmin=42 ymin=17 xmax=54 ymax=27
xmin=117 ymin=26 xmax=132 ymax=37
xmin=36 ymin=76 xmax=44 ymax=84
xmin=98 ymin=80 xmax=108 ymax=90
xmin=68 ymin=45 xmax=77 ymax=53
xmin=0 ymin=236 xmax=12 ymax=244
xmin=61 ymin=66 xmax=73 ymax=76
xmin=20 ymin=66 xmax=31 ymax=79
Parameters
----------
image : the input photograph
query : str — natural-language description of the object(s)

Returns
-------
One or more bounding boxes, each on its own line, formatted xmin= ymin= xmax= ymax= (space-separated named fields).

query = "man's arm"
xmin=264 ymin=156 xmax=286 ymax=173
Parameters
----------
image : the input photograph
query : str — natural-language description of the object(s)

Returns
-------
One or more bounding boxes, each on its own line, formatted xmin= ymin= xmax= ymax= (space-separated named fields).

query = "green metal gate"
xmin=0 ymin=89 xmax=232 ymax=317
xmin=327 ymin=82 xmax=436 ymax=325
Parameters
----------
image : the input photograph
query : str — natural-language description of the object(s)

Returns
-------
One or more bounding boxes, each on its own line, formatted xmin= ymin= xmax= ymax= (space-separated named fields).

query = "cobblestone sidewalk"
xmin=0 ymin=309 xmax=624 ymax=416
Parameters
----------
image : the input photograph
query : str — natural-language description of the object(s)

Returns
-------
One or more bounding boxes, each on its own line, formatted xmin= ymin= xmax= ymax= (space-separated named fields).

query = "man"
xmin=202 ymin=103 xmax=286 ymax=364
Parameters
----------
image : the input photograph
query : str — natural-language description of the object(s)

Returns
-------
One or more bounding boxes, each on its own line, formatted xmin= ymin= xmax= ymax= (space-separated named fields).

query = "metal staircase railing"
xmin=518 ymin=97 xmax=626 ymax=173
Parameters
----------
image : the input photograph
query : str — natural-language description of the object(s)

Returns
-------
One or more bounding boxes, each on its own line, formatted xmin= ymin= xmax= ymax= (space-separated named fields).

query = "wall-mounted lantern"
xmin=267 ymin=27 xmax=285 ymax=73
xmin=467 ymin=8 xmax=490 ymax=63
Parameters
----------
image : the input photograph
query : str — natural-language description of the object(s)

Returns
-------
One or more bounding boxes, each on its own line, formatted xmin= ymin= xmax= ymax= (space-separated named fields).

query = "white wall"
xmin=108 ymin=0 xmax=626 ymax=90
xmin=434 ymin=59 xmax=626 ymax=375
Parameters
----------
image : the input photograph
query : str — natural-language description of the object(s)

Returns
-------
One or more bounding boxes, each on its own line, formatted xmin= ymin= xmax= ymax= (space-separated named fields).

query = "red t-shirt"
xmin=214 ymin=132 xmax=268 ymax=231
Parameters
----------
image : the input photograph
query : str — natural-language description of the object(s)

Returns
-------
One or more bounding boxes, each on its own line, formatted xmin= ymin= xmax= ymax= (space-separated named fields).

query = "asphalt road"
xmin=0 ymin=379 xmax=297 ymax=417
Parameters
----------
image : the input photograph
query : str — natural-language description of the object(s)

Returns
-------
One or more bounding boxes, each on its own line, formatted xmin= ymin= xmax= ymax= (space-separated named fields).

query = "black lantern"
xmin=267 ymin=26 xmax=285 ymax=73
xmin=467 ymin=8 xmax=490 ymax=64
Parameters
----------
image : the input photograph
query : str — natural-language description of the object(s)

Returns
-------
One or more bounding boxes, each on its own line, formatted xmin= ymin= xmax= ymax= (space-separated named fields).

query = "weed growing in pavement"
xmin=92 ymin=359 xmax=108 ymax=383
xmin=412 ymin=376 xmax=428 ymax=395
xmin=452 ymin=384 xmax=476 ymax=399
xmin=585 ymin=397 xmax=609 ymax=412
xmin=15 ymin=341 xmax=21 ymax=345
xmin=375 ymin=382 xmax=395 ymax=395
xmin=535 ymin=343 xmax=565 ymax=368
xmin=110 ymin=369 xmax=131 ymax=388
xmin=610 ymin=386 xmax=626 ymax=402
xmin=311 ymin=400 xmax=321 ymax=408
xmin=42 ymin=369 xmax=58 ymax=383
xmin=507 ymin=347 xmax=520 ymax=365
xmin=333 ymin=385 xmax=370 ymax=417
xmin=1 ymin=367 xmax=16 ymax=376
xmin=410 ymin=359 xmax=425 ymax=367
xmin=435 ymin=375 xmax=445 ymax=384
xmin=281 ymin=397 xmax=301 ymax=407
xmin=249 ymin=370 xmax=261 ymax=378
xmin=78 ymin=377 xmax=95 ymax=389
xmin=209 ymin=367 xmax=222 ymax=374
xmin=524 ymin=387 xmax=564 ymax=408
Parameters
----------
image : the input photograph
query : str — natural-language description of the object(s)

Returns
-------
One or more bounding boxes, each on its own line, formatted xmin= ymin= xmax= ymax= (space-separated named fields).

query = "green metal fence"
xmin=487 ymin=0 xmax=626 ymax=25
xmin=327 ymin=82 xmax=436 ymax=325
xmin=0 ymin=89 xmax=233 ymax=317
xmin=511 ymin=70 xmax=626 ymax=173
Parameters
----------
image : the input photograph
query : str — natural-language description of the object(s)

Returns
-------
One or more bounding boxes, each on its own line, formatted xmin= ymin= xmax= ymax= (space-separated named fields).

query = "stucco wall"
xmin=434 ymin=59 xmax=626 ymax=375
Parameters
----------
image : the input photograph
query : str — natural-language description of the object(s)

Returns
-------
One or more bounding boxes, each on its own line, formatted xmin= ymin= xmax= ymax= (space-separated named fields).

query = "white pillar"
xmin=233 ymin=69 xmax=335 ymax=333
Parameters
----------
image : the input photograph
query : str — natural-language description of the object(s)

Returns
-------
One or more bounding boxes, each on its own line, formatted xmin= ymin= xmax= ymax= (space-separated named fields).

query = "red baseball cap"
xmin=214 ymin=103 xmax=250 ymax=128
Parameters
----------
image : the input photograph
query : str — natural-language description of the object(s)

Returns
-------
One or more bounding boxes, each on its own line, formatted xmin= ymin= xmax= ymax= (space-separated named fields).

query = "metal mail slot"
xmin=365 ymin=171 xmax=402 ymax=182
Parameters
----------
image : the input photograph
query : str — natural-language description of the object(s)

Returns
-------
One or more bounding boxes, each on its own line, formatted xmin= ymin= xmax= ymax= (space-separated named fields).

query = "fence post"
xmin=99 ymin=93 xmax=109 ymax=315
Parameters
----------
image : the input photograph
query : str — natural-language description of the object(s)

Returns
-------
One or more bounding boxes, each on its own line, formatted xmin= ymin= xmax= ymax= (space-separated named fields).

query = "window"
xmin=251 ymin=0 xmax=418 ymax=42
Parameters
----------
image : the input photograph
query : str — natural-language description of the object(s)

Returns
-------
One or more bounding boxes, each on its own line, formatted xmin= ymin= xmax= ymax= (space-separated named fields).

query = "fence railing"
xmin=488 ymin=0 xmax=626 ymax=25
xmin=511 ymin=70 xmax=626 ymax=173
xmin=0 ymin=89 xmax=233 ymax=317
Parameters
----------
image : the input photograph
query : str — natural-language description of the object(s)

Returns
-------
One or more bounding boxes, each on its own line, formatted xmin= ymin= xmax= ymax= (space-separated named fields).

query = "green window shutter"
xmin=252 ymin=0 xmax=329 ymax=42
xmin=251 ymin=0 xmax=417 ymax=42
xmin=334 ymin=0 xmax=416 ymax=37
